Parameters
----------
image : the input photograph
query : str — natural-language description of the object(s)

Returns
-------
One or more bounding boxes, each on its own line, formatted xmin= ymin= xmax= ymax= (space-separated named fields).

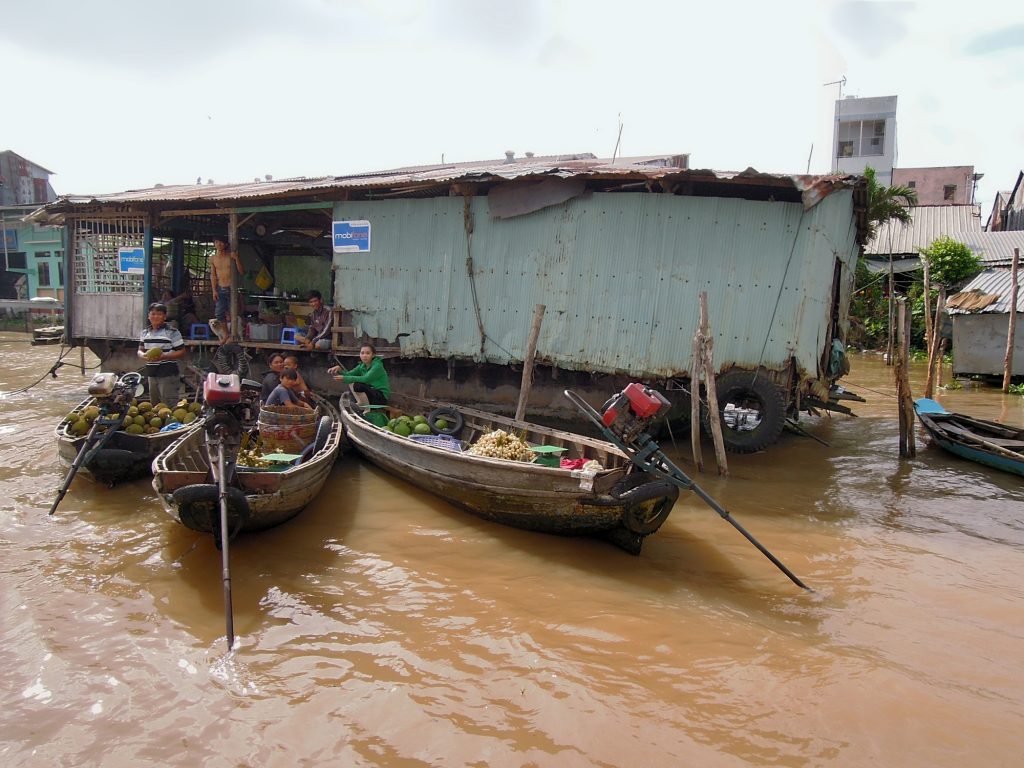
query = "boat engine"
xmin=599 ymin=382 xmax=671 ymax=445
xmin=86 ymin=371 xmax=144 ymax=408
xmin=202 ymin=372 xmax=260 ymax=422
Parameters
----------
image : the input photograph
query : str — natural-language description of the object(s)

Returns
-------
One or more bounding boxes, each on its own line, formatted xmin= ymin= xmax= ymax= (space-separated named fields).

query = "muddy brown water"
xmin=1 ymin=335 xmax=1022 ymax=767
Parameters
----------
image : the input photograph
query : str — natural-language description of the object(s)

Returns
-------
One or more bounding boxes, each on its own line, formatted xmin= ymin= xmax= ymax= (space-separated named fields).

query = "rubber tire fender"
xmin=703 ymin=370 xmax=787 ymax=454
xmin=427 ymin=407 xmax=464 ymax=436
xmin=312 ymin=416 xmax=333 ymax=456
xmin=616 ymin=480 xmax=680 ymax=535
xmin=171 ymin=483 xmax=250 ymax=539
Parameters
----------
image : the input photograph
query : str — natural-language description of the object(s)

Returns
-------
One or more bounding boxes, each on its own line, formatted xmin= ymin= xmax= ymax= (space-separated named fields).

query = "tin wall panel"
xmin=332 ymin=189 xmax=858 ymax=379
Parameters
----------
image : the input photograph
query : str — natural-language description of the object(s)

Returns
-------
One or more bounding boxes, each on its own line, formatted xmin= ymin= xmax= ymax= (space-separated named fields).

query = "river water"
xmin=1 ymin=335 xmax=1022 ymax=767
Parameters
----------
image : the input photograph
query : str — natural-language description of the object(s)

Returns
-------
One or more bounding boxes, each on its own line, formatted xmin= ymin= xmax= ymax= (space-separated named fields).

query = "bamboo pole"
xmin=895 ymin=297 xmax=916 ymax=458
xmin=1003 ymin=248 xmax=1019 ymax=394
xmin=700 ymin=292 xmax=728 ymax=475
xmin=514 ymin=304 xmax=546 ymax=422
xmin=229 ymin=212 xmax=239 ymax=339
xmin=923 ymin=286 xmax=946 ymax=399
xmin=886 ymin=256 xmax=895 ymax=365
xmin=690 ymin=324 xmax=704 ymax=473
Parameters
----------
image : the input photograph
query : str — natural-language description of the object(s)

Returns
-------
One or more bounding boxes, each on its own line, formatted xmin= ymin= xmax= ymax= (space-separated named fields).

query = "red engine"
xmin=600 ymin=383 xmax=671 ymax=444
xmin=203 ymin=372 xmax=241 ymax=406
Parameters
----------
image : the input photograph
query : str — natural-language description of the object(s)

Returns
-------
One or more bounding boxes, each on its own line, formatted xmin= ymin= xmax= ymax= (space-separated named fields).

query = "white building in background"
xmin=832 ymin=95 xmax=898 ymax=185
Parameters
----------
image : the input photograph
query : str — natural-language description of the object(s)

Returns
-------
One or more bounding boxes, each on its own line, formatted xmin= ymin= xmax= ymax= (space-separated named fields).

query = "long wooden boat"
xmin=338 ymin=392 xmax=680 ymax=554
xmin=55 ymin=396 xmax=204 ymax=486
xmin=152 ymin=397 xmax=343 ymax=534
xmin=914 ymin=398 xmax=1024 ymax=477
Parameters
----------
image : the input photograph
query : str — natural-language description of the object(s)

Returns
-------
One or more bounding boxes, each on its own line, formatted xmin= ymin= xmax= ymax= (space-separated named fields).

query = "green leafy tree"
xmin=918 ymin=236 xmax=982 ymax=288
xmin=864 ymin=166 xmax=918 ymax=240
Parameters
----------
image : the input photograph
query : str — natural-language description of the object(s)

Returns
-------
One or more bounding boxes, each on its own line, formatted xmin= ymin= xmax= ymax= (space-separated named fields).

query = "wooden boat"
xmin=338 ymin=392 xmax=680 ymax=554
xmin=55 ymin=395 xmax=203 ymax=486
xmin=914 ymin=398 xmax=1024 ymax=477
xmin=152 ymin=396 xmax=343 ymax=534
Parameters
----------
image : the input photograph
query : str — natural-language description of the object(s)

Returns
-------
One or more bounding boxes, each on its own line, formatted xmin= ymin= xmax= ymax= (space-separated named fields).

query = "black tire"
xmin=703 ymin=370 xmax=787 ymax=454
xmin=427 ymin=407 xmax=464 ymax=436
xmin=617 ymin=480 xmax=680 ymax=534
xmin=313 ymin=416 xmax=333 ymax=455
xmin=172 ymin=483 xmax=250 ymax=538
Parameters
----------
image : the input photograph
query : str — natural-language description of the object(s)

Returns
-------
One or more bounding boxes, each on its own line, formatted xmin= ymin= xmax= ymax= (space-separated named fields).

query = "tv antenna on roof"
xmin=823 ymin=76 xmax=847 ymax=173
xmin=611 ymin=113 xmax=624 ymax=163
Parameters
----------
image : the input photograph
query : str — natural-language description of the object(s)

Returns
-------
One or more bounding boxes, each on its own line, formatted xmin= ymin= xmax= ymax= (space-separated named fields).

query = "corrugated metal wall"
xmin=332 ymin=189 xmax=858 ymax=378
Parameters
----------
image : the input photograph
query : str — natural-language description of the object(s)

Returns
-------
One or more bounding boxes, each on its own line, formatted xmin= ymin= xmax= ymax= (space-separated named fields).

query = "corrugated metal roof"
xmin=948 ymin=231 xmax=1024 ymax=267
xmin=865 ymin=204 xmax=981 ymax=255
xmin=34 ymin=154 xmax=864 ymax=215
xmin=948 ymin=269 xmax=1024 ymax=315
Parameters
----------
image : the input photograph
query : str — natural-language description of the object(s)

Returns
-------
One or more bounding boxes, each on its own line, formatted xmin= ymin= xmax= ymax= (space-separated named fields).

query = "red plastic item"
xmin=203 ymin=372 xmax=241 ymax=406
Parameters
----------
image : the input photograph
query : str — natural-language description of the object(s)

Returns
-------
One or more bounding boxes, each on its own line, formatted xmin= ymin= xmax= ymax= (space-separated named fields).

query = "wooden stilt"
xmin=699 ymin=292 xmax=728 ymax=476
xmin=895 ymin=298 xmax=916 ymax=458
xmin=1003 ymin=248 xmax=1019 ymax=394
xmin=514 ymin=304 xmax=546 ymax=422
xmin=690 ymin=324 xmax=704 ymax=474
xmin=924 ymin=287 xmax=946 ymax=399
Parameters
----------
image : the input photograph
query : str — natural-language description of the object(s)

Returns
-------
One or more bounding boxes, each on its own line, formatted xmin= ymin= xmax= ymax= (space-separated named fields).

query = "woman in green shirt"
xmin=329 ymin=344 xmax=390 ymax=405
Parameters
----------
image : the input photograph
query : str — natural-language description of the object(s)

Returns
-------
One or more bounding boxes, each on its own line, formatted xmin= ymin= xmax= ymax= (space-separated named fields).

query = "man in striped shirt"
xmin=137 ymin=302 xmax=187 ymax=406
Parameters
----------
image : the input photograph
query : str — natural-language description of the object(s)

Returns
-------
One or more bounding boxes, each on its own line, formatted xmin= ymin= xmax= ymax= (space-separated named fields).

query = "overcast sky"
xmin=3 ymin=0 xmax=1022 ymax=216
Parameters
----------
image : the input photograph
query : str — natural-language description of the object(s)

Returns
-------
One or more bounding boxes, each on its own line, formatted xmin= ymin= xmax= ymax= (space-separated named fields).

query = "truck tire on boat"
xmin=172 ymin=483 xmax=250 ymax=537
xmin=618 ymin=480 xmax=680 ymax=535
xmin=313 ymin=416 xmax=333 ymax=455
xmin=427 ymin=407 xmax=464 ymax=436
xmin=702 ymin=370 xmax=787 ymax=454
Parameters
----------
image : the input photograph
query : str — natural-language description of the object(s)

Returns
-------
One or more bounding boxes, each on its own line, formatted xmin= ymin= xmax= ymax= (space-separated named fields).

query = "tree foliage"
xmin=918 ymin=236 xmax=982 ymax=288
xmin=864 ymin=166 xmax=918 ymax=241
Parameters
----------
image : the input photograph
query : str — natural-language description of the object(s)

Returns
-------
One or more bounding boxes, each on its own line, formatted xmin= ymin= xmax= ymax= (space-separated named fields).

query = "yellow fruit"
xmin=157 ymin=408 xmax=172 ymax=420
xmin=182 ymin=412 xmax=197 ymax=423
xmin=138 ymin=402 xmax=152 ymax=413
xmin=133 ymin=415 xmax=146 ymax=426
xmin=127 ymin=406 xmax=139 ymax=417
xmin=172 ymin=408 xmax=188 ymax=422
xmin=83 ymin=405 xmax=100 ymax=421
xmin=145 ymin=347 xmax=163 ymax=360
xmin=149 ymin=417 xmax=163 ymax=429
xmin=188 ymin=402 xmax=202 ymax=413
xmin=125 ymin=424 xmax=144 ymax=434
xmin=72 ymin=419 xmax=89 ymax=435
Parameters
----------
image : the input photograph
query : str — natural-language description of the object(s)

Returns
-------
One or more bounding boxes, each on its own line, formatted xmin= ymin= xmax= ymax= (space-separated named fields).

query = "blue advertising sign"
xmin=332 ymin=220 xmax=371 ymax=253
xmin=3 ymin=228 xmax=16 ymax=251
xmin=118 ymin=246 xmax=145 ymax=274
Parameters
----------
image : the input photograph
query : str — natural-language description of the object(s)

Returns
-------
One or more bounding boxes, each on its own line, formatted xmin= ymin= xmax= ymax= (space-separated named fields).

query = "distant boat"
xmin=914 ymin=398 xmax=1024 ymax=477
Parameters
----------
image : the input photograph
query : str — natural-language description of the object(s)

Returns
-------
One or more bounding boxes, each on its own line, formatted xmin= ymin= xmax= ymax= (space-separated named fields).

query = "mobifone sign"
xmin=332 ymin=220 xmax=371 ymax=253
xmin=118 ymin=246 xmax=145 ymax=274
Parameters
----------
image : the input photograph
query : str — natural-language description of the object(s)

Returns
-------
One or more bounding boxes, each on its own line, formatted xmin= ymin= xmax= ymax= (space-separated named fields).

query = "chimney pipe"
xmin=504 ymin=150 xmax=515 ymax=164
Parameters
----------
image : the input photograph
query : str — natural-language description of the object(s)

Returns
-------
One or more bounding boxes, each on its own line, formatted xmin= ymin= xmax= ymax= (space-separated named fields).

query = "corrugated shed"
xmin=331 ymin=189 xmax=859 ymax=379
xmin=865 ymin=205 xmax=981 ymax=255
xmin=948 ymin=231 xmax=1024 ymax=267
xmin=948 ymin=269 xmax=1024 ymax=315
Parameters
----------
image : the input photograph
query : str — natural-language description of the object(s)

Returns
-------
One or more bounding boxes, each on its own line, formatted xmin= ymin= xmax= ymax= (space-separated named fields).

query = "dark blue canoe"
xmin=914 ymin=398 xmax=1024 ymax=478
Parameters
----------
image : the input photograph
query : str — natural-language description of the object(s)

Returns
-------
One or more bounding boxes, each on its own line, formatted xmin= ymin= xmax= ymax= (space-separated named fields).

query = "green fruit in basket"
xmin=150 ymin=417 xmax=163 ymax=429
xmin=412 ymin=414 xmax=427 ymax=425
xmin=72 ymin=419 xmax=90 ymax=435
xmin=413 ymin=422 xmax=431 ymax=435
xmin=434 ymin=418 xmax=448 ymax=431
xmin=393 ymin=422 xmax=412 ymax=437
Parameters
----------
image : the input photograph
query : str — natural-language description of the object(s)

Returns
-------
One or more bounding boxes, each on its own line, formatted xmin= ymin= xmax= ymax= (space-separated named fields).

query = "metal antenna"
xmin=824 ymin=76 xmax=846 ymax=173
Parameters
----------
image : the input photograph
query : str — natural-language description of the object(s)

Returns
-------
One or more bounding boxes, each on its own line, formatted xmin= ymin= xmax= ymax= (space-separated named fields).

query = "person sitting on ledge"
xmin=329 ymin=343 xmax=390 ymax=406
xmin=295 ymin=290 xmax=332 ymax=351
xmin=264 ymin=368 xmax=312 ymax=409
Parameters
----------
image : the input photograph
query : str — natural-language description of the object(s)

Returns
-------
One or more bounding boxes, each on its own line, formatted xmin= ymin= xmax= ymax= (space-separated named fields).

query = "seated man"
xmin=264 ymin=368 xmax=312 ymax=409
xmin=295 ymin=290 xmax=332 ymax=351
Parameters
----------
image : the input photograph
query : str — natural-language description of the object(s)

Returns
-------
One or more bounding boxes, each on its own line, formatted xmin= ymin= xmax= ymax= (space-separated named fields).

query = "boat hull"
xmin=152 ymin=398 xmax=343 ymax=534
xmin=55 ymin=397 xmax=202 ymax=485
xmin=914 ymin=398 xmax=1024 ymax=477
xmin=339 ymin=393 xmax=679 ymax=553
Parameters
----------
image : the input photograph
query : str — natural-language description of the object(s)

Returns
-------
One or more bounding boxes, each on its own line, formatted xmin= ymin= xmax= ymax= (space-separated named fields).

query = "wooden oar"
xmin=940 ymin=422 xmax=1024 ymax=461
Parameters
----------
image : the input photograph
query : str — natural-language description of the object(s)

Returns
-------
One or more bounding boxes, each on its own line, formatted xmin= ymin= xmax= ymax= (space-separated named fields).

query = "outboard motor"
xmin=599 ymin=382 xmax=671 ymax=446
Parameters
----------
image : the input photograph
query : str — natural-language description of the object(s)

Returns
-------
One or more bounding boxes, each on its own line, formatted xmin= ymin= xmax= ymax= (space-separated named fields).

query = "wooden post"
xmin=690 ymin=325 xmax=704 ymax=473
xmin=922 ymin=259 xmax=933 ymax=352
xmin=514 ymin=304 xmax=546 ymax=422
xmin=895 ymin=298 xmax=916 ymax=458
xmin=924 ymin=286 xmax=946 ymax=399
xmin=229 ymin=211 xmax=239 ymax=339
xmin=700 ymin=292 xmax=728 ymax=475
xmin=886 ymin=256 xmax=895 ymax=365
xmin=1003 ymin=248 xmax=1019 ymax=394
